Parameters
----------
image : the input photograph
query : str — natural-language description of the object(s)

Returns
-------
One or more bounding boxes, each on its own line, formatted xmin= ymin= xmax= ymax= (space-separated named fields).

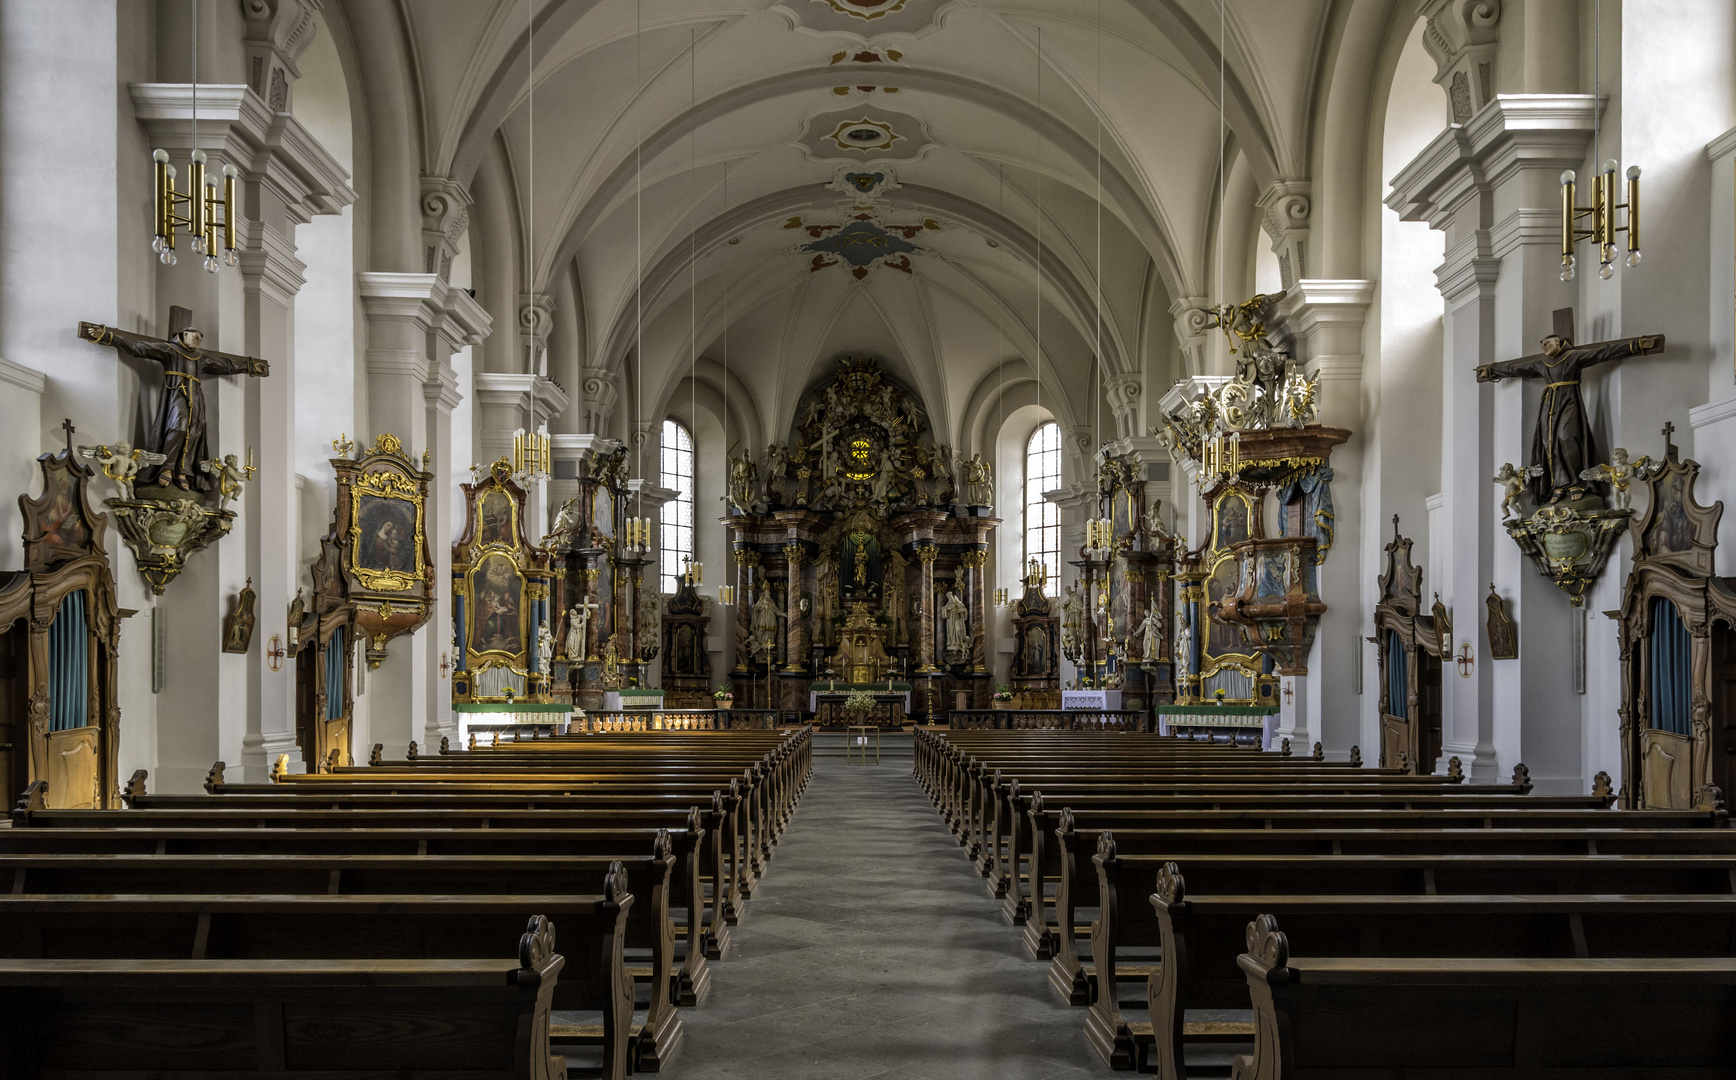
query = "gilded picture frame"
xmin=466 ymin=550 xmax=529 ymax=666
xmin=347 ymin=468 xmax=426 ymax=592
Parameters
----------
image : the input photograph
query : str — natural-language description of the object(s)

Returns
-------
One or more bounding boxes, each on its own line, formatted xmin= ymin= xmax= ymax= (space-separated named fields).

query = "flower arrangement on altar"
xmin=1213 ymin=687 xmax=1227 ymax=705
xmin=993 ymin=685 xmax=1013 ymax=702
xmin=844 ymin=688 xmax=877 ymax=722
xmin=713 ymin=684 xmax=733 ymax=701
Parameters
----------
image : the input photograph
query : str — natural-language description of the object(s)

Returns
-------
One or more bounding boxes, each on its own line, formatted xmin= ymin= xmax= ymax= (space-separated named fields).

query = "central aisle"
xmin=665 ymin=733 xmax=1108 ymax=1080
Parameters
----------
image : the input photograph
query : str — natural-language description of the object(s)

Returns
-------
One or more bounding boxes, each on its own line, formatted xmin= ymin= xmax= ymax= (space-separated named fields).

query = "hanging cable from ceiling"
xmin=634 ymin=0 xmax=645 ymax=518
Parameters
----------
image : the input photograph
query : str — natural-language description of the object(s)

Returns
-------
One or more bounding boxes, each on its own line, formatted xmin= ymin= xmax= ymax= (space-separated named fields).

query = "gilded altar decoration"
xmin=73 ymin=306 xmax=268 ymax=593
xmin=222 ymin=578 xmax=257 ymax=654
xmin=330 ymin=432 xmax=435 ymax=666
xmin=3 ymin=431 xmax=123 ymax=809
xmin=452 ymin=460 xmax=556 ymax=704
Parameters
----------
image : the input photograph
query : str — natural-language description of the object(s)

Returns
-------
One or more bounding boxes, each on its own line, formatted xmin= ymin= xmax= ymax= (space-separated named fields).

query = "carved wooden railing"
xmin=947 ymin=709 xmax=1147 ymax=732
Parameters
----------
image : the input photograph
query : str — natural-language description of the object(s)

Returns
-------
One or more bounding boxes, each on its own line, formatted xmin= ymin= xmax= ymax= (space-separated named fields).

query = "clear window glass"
xmin=1025 ymin=422 xmax=1060 ymax=596
xmin=660 ymin=419 xmax=694 ymax=593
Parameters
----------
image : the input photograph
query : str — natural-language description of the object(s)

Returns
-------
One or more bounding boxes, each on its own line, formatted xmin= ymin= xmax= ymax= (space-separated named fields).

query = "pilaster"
xmin=1274 ymin=280 xmax=1373 ymax=760
xmin=1419 ymin=0 xmax=1503 ymax=125
xmin=132 ymin=80 xmax=353 ymax=782
xmin=519 ymin=292 xmax=555 ymax=376
xmin=1103 ymin=372 xmax=1143 ymax=441
xmin=1258 ymin=181 xmax=1313 ymax=289
xmin=581 ymin=366 xmax=622 ymax=435
xmin=1388 ymin=93 xmax=1595 ymax=784
xmin=240 ymin=0 xmax=321 ymax=113
xmin=420 ymin=176 xmax=472 ymax=281
xmin=1169 ymin=297 xmax=1215 ymax=377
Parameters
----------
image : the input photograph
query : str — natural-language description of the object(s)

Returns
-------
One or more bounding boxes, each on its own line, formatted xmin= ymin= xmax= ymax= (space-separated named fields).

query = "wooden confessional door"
xmin=1417 ymin=652 xmax=1444 ymax=774
xmin=1712 ymin=621 xmax=1736 ymax=806
xmin=44 ymin=726 xmax=98 ymax=808
xmin=0 ymin=623 xmax=24 ymax=806
xmin=1379 ymin=714 xmax=1409 ymax=772
xmin=295 ymin=648 xmax=318 ymax=770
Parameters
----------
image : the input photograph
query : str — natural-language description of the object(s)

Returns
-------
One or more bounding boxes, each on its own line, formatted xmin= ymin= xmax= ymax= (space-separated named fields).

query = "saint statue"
xmin=565 ymin=601 xmax=596 ymax=660
xmin=1175 ymin=618 xmax=1193 ymax=676
xmin=963 ymin=454 xmax=994 ymax=506
xmin=940 ymin=588 xmax=969 ymax=659
xmin=77 ymin=306 xmax=270 ymax=492
xmin=537 ymin=623 xmax=555 ymax=673
xmin=1137 ymin=600 xmax=1164 ymax=661
xmin=750 ymin=587 xmax=782 ymax=655
xmin=1475 ymin=308 xmax=1663 ymax=505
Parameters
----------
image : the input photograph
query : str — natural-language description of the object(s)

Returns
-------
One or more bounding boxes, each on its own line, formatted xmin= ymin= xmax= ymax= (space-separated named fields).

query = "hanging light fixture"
xmin=152 ymin=0 xmax=238 ymax=273
xmin=1560 ymin=0 xmax=1642 ymax=282
xmin=511 ymin=428 xmax=550 ymax=484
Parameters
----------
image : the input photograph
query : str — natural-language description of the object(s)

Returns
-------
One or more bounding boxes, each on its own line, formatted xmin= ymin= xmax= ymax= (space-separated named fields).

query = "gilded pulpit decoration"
xmin=452 ymin=460 xmax=556 ymax=703
xmin=1614 ymin=426 xmax=1736 ymax=810
xmin=75 ymin=307 xmax=266 ymax=593
xmin=1483 ymin=309 xmax=1664 ymax=607
xmin=330 ymin=433 xmax=435 ymax=666
xmin=4 ymin=432 xmax=123 ymax=808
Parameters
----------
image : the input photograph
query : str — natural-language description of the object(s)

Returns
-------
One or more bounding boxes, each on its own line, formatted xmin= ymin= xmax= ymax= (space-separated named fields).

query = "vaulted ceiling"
xmin=378 ymin=0 xmax=1339 ymax=447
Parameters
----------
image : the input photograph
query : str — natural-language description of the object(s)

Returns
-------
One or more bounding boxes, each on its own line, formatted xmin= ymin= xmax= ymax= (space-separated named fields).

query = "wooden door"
xmin=1712 ymin=621 xmax=1736 ymax=806
xmin=44 ymin=726 xmax=98 ymax=809
xmin=0 ymin=623 xmax=24 ymax=806
xmin=1417 ymin=652 xmax=1444 ymax=774
xmin=295 ymin=648 xmax=318 ymax=770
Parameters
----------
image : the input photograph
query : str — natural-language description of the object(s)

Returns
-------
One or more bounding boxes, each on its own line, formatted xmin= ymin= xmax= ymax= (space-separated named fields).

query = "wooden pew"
xmin=1085 ymin=842 xmax=1736 ymax=1070
xmin=1228 ymin=916 xmax=1736 ymax=1080
xmin=0 ymin=894 xmax=641 ymax=1078
xmin=1042 ymin=810 xmax=1736 ymax=1006
xmin=0 ymin=823 xmax=713 ymax=1016
xmin=49 ymin=780 xmax=746 ymax=951
xmin=0 ymin=914 xmax=578 ymax=1080
xmin=1138 ymin=875 xmax=1736 ymax=1080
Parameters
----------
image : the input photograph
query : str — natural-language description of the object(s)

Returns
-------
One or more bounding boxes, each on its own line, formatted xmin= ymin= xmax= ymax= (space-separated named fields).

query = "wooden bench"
xmin=1085 ymin=843 xmax=1736 ymax=1070
xmin=1042 ymin=812 xmax=1736 ymax=1005
xmin=0 ymin=892 xmax=644 ymax=1077
xmin=1229 ymin=916 xmax=1736 ymax=1080
xmin=0 ymin=914 xmax=578 ymax=1080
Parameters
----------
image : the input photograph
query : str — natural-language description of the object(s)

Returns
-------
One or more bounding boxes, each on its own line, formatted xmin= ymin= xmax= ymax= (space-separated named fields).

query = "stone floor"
xmin=660 ymin=732 xmax=1113 ymax=1080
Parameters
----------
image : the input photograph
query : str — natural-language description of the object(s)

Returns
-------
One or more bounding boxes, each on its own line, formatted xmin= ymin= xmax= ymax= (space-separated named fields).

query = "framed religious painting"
xmin=330 ymin=433 xmax=436 ymax=666
xmin=467 ymin=552 xmax=527 ymax=663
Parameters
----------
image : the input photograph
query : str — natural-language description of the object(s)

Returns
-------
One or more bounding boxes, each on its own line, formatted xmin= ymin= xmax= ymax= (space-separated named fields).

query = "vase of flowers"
xmin=992 ymin=685 xmax=1014 ymax=709
xmin=844 ymin=688 xmax=877 ymax=724
xmin=1213 ymin=688 xmax=1227 ymax=706
xmin=713 ymin=685 xmax=734 ymax=710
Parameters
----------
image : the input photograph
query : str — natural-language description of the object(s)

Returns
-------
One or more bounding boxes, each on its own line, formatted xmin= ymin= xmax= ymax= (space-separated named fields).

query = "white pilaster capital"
xmin=441 ymin=286 xmax=493 ymax=351
xmin=1257 ymin=180 xmax=1313 ymax=289
xmin=241 ymin=0 xmax=323 ymax=112
xmin=473 ymin=373 xmax=570 ymax=429
xmin=1169 ymin=296 xmax=1215 ymax=378
xmin=627 ymin=478 xmax=681 ymax=513
xmin=1387 ymin=94 xmax=1596 ymax=230
xmin=129 ymin=83 xmax=354 ymax=224
xmin=1060 ymin=424 xmax=1097 ymax=485
xmin=1419 ymin=0 xmax=1503 ymax=124
xmin=420 ymin=175 xmax=472 ymax=281
xmin=1103 ymin=372 xmax=1143 ymax=441
xmin=519 ymin=292 xmax=556 ymax=375
xmin=582 ymin=367 xmax=622 ymax=433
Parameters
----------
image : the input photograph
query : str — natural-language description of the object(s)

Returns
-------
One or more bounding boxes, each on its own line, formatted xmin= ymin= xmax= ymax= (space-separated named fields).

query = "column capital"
xmin=1419 ymin=0 xmax=1503 ymax=124
xmin=420 ymin=176 xmax=473 ymax=281
xmin=1103 ymin=371 xmax=1143 ymax=441
xmin=241 ymin=0 xmax=323 ymax=113
xmin=1274 ymin=278 xmax=1375 ymax=382
xmin=627 ymin=478 xmax=681 ymax=513
xmin=581 ymin=366 xmax=622 ymax=434
xmin=1168 ymin=296 xmax=1215 ymax=378
xmin=1257 ymin=180 xmax=1312 ymax=289
xmin=519 ymin=292 xmax=556 ymax=375
xmin=473 ymin=373 xmax=571 ymax=430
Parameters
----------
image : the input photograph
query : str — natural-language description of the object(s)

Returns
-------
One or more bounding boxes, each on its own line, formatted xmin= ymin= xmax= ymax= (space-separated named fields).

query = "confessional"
xmin=1372 ymin=519 xmax=1448 ymax=773
xmin=292 ymin=529 xmax=356 ymax=770
xmin=1615 ymin=436 xmax=1736 ymax=808
xmin=0 ymin=447 xmax=121 ymax=807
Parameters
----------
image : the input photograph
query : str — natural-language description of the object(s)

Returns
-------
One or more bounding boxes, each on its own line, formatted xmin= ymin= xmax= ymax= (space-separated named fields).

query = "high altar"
xmin=723 ymin=355 xmax=996 ymax=721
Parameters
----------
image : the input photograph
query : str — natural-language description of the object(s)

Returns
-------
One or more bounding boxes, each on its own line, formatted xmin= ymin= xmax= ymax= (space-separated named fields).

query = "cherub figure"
xmin=200 ymin=453 xmax=256 ymax=512
xmin=1580 ymin=447 xmax=1653 ymax=511
xmin=77 ymin=441 xmax=167 ymax=501
xmin=1493 ymin=462 xmax=1542 ymax=521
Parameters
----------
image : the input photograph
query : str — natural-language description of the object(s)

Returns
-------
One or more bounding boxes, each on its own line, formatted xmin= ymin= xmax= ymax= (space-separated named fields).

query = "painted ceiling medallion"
xmin=827 ymin=117 xmax=901 ymax=153
xmin=819 ymin=0 xmax=912 ymax=19
xmin=786 ymin=206 xmax=940 ymax=281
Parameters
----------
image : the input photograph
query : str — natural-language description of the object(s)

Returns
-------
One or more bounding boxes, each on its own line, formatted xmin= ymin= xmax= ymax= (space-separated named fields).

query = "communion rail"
xmin=947 ymin=709 xmax=1148 ymax=732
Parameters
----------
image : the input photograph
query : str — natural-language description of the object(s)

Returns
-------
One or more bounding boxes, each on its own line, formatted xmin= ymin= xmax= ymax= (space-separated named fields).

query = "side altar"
xmin=723 ymin=355 xmax=997 ymax=721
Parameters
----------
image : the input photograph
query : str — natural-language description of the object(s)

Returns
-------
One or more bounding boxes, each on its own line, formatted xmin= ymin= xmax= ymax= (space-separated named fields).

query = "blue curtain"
xmin=1385 ymin=628 xmax=1408 ymax=720
xmin=325 ymin=626 xmax=346 ymax=721
xmin=49 ymin=590 xmax=89 ymax=731
xmin=453 ymin=595 xmax=468 ymax=671
xmin=1649 ymin=597 xmax=1691 ymax=735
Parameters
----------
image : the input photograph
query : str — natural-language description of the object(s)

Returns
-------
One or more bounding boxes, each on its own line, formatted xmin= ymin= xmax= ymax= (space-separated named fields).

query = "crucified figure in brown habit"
xmin=1475 ymin=307 xmax=1663 ymax=506
xmin=76 ymin=305 xmax=269 ymax=493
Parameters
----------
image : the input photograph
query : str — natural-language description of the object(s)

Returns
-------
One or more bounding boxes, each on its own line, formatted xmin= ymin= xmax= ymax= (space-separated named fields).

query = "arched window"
xmin=660 ymin=419 xmax=694 ymax=593
xmin=1024 ymin=422 xmax=1060 ymax=595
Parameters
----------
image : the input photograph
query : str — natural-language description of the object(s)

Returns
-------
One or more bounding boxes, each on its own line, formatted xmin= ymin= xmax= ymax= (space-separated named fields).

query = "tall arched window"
xmin=660 ymin=419 xmax=694 ymax=593
xmin=1024 ymin=422 xmax=1060 ymax=595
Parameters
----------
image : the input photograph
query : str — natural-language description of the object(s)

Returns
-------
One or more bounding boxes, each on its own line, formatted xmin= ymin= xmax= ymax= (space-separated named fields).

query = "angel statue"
xmin=200 ymin=452 xmax=256 ymax=512
xmin=1060 ymin=581 xmax=1085 ymax=658
xmin=547 ymin=497 xmax=580 ymax=539
xmin=1580 ymin=447 xmax=1653 ymax=512
xmin=77 ymin=441 xmax=167 ymax=501
xmin=1493 ymin=462 xmax=1542 ymax=521
xmin=1279 ymin=369 xmax=1320 ymax=428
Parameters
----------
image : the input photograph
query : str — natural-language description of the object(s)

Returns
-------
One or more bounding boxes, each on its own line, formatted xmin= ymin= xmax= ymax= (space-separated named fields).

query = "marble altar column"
xmin=782 ymin=542 xmax=806 ymax=673
xmin=916 ymin=544 xmax=938 ymax=674
xmin=731 ymin=546 xmax=756 ymax=675
xmin=962 ymin=549 xmax=989 ymax=675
